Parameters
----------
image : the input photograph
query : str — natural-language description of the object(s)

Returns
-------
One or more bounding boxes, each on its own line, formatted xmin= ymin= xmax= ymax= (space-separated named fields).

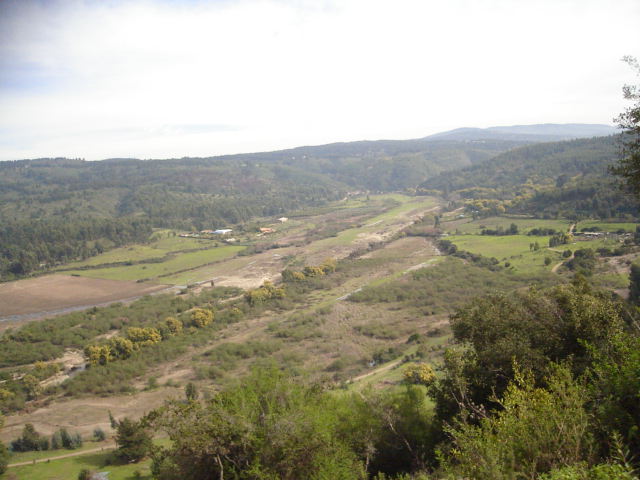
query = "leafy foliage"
xmin=149 ymin=367 xmax=365 ymax=479
xmin=436 ymin=284 xmax=626 ymax=419
xmin=113 ymin=415 xmax=152 ymax=463
xmin=611 ymin=56 xmax=640 ymax=196
xmin=442 ymin=365 xmax=593 ymax=480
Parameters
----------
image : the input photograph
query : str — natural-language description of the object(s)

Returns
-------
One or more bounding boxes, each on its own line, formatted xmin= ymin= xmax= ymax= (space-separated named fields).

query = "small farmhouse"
xmin=214 ymin=229 xmax=233 ymax=235
xmin=277 ymin=217 xmax=288 ymax=223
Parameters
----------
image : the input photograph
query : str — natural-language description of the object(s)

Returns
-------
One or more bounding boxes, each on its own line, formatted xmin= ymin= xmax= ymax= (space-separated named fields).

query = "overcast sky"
xmin=0 ymin=0 xmax=639 ymax=160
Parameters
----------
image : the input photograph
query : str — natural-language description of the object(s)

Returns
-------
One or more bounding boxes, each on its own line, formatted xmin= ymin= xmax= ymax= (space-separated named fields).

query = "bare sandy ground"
xmin=0 ymin=274 xmax=169 ymax=320
xmin=0 ymin=388 xmax=180 ymax=442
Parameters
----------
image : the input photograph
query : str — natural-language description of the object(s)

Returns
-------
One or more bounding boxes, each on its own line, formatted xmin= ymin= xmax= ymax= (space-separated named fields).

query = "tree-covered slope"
xmin=0 ymin=126 xmax=623 ymax=279
xmin=418 ymin=135 xmax=639 ymax=219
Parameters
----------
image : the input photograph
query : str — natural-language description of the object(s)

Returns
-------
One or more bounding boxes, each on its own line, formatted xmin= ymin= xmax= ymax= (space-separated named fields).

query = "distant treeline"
xmin=0 ymin=217 xmax=152 ymax=280
xmin=0 ymin=138 xmax=524 ymax=279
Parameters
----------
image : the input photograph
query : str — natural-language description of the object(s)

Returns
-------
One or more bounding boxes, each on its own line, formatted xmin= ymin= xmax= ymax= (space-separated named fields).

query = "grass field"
xmin=6 ymin=441 xmax=111 ymax=464
xmin=154 ymin=195 xmax=440 ymax=287
xmin=446 ymin=234 xmax=556 ymax=273
xmin=576 ymin=220 xmax=639 ymax=233
xmin=66 ymin=245 xmax=245 ymax=283
xmin=5 ymin=447 xmax=152 ymax=480
xmin=58 ymin=230 xmax=214 ymax=269
xmin=59 ymin=195 xmax=434 ymax=285
xmin=4 ymin=439 xmax=173 ymax=480
xmin=593 ymin=272 xmax=629 ymax=290
xmin=450 ymin=216 xmax=571 ymax=235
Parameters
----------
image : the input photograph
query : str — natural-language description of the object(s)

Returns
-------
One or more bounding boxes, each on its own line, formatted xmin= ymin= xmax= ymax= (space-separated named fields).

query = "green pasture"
xmin=4 ymin=438 xmax=173 ymax=480
xmin=366 ymin=257 xmax=445 ymax=288
xmin=4 ymin=450 xmax=151 ymax=480
xmin=5 ymin=441 xmax=109 ymax=464
xmin=450 ymin=216 xmax=571 ymax=235
xmin=576 ymin=220 xmax=638 ymax=233
xmin=67 ymin=245 xmax=244 ymax=282
xmin=59 ymin=231 xmax=216 ymax=269
xmin=446 ymin=234 xmax=557 ymax=273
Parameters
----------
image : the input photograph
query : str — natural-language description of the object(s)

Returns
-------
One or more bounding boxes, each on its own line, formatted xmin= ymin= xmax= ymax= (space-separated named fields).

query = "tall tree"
xmin=611 ymin=56 xmax=640 ymax=194
xmin=112 ymin=416 xmax=152 ymax=463
xmin=629 ymin=263 xmax=640 ymax=306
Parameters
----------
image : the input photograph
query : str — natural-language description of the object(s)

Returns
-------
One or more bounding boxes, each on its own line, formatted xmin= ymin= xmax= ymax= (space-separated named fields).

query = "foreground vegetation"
xmin=144 ymin=281 xmax=640 ymax=479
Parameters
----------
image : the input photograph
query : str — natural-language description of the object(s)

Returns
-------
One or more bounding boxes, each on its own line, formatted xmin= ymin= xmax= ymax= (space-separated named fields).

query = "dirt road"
xmin=7 ymin=443 xmax=115 ymax=468
xmin=351 ymin=359 xmax=403 ymax=383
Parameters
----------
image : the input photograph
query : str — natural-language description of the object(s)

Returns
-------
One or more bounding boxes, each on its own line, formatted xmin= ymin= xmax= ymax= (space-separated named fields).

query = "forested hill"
xmin=0 ymin=159 xmax=348 ymax=279
xmin=418 ymin=135 xmax=640 ymax=219
xmin=210 ymin=138 xmax=526 ymax=191
xmin=0 ymin=125 xmax=622 ymax=279
xmin=181 ymin=123 xmax=616 ymax=190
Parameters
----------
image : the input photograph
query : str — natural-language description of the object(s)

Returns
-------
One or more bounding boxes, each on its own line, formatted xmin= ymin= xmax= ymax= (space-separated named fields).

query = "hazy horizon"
xmin=1 ymin=0 xmax=638 ymax=161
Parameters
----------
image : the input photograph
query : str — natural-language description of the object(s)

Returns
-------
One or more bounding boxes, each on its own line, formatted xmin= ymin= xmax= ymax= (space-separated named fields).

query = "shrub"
xmin=190 ymin=309 xmax=214 ymax=328
xmin=93 ymin=427 xmax=106 ymax=442
xmin=403 ymin=363 xmax=436 ymax=386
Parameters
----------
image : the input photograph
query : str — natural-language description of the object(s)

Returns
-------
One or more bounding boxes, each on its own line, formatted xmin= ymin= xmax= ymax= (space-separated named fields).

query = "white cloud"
xmin=0 ymin=0 xmax=639 ymax=159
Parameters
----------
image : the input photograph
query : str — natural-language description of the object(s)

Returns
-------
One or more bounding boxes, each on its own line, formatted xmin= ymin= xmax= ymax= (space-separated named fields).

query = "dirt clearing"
xmin=0 ymin=274 xmax=169 ymax=321
xmin=0 ymin=388 xmax=180 ymax=442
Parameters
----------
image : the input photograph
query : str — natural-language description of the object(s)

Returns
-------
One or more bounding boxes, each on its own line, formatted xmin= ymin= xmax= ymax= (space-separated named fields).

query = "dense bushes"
xmin=564 ymin=248 xmax=597 ymax=275
xmin=149 ymin=367 xmax=441 ymax=479
xmin=244 ymin=281 xmax=286 ymax=305
xmin=349 ymin=257 xmax=545 ymax=314
xmin=144 ymin=283 xmax=640 ymax=479
xmin=11 ymin=424 xmax=82 ymax=452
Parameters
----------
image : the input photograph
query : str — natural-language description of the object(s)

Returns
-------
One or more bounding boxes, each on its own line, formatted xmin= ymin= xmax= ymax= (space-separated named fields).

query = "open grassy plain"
xmin=576 ymin=220 xmax=638 ymax=232
xmin=56 ymin=230 xmax=214 ymax=268
xmin=65 ymin=245 xmax=244 ymax=282
xmin=0 ymin=194 xmax=448 ymax=444
xmin=451 ymin=216 xmax=571 ymax=235
xmin=444 ymin=234 xmax=556 ymax=273
xmin=0 ymin=195 xmax=437 ymax=322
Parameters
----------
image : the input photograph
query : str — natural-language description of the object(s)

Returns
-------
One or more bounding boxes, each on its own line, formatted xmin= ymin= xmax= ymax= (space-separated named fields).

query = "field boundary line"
xmin=7 ymin=443 xmax=116 ymax=468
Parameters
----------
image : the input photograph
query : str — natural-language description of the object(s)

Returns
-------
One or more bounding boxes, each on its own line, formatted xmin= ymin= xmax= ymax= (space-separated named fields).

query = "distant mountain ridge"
xmin=424 ymin=123 xmax=618 ymax=142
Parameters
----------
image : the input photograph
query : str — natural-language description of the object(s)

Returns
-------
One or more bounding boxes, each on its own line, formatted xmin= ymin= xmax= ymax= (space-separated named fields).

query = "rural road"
xmin=7 ymin=443 xmax=115 ymax=468
xmin=550 ymin=224 xmax=576 ymax=274
xmin=351 ymin=358 xmax=403 ymax=383
xmin=552 ymin=253 xmax=573 ymax=273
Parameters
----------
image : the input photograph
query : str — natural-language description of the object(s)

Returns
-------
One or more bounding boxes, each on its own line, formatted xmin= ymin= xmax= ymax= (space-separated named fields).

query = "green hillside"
xmin=419 ymin=135 xmax=640 ymax=219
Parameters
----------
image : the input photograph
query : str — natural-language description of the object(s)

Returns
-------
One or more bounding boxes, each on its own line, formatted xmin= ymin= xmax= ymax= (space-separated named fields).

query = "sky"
xmin=0 ymin=0 xmax=639 ymax=161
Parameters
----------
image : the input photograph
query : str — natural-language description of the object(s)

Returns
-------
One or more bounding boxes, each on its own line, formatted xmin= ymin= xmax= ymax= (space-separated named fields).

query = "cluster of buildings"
xmin=179 ymin=228 xmax=233 ymax=238
xmin=178 ymin=217 xmax=289 ymax=240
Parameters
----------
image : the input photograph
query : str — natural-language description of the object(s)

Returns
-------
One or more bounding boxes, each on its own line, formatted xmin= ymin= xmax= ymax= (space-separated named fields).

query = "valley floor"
xmin=0 ymin=194 xmax=637 ymax=480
